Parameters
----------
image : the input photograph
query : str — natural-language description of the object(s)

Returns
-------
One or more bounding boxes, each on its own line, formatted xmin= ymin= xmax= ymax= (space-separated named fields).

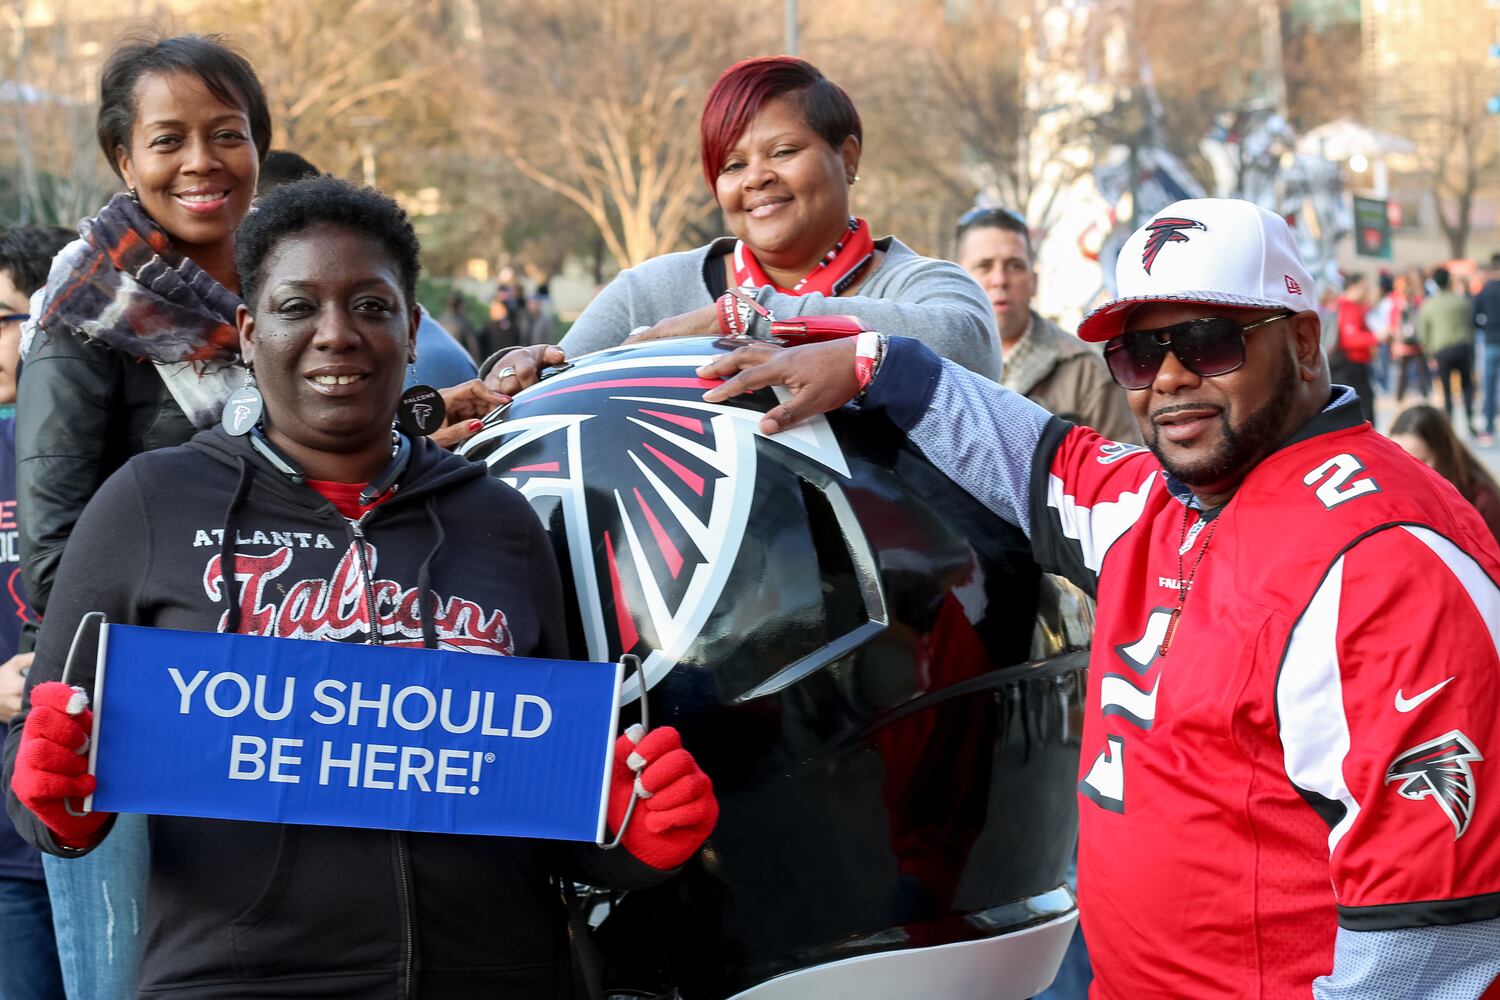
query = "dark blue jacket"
xmin=1471 ymin=279 xmax=1500 ymax=343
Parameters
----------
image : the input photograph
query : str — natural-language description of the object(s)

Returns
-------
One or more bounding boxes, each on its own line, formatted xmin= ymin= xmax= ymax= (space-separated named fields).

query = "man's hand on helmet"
xmin=698 ymin=339 xmax=862 ymax=435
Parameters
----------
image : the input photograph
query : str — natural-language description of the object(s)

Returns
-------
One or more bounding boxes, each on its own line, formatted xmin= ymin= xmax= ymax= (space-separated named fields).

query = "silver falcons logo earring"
xmin=222 ymin=368 xmax=263 ymax=437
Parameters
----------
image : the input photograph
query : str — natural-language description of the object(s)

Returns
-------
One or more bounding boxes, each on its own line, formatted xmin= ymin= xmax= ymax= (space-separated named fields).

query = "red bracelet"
xmin=854 ymin=331 xmax=883 ymax=389
xmin=716 ymin=291 xmax=742 ymax=336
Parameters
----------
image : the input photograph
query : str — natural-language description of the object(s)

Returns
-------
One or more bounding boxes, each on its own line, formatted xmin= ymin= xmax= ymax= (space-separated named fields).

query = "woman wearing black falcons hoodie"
xmin=3 ymin=177 xmax=719 ymax=998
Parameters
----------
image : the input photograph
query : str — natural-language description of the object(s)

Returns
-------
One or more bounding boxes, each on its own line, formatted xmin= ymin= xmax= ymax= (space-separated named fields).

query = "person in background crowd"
xmin=1366 ymin=272 xmax=1398 ymax=393
xmin=524 ymin=292 xmax=558 ymax=346
xmin=482 ymin=287 xmax=523 ymax=358
xmin=254 ymin=151 xmax=479 ymax=393
xmin=5 ymin=176 xmax=719 ymax=999
xmin=440 ymin=290 xmax=483 ymax=361
xmin=486 ymin=55 xmax=998 ymax=394
xmin=15 ymin=34 xmax=272 ymax=999
xmin=0 ymin=224 xmax=72 ymax=1000
xmin=253 ymin=149 xmax=319 ymax=194
xmin=954 ymin=206 xmax=1137 ymax=442
xmin=1420 ymin=265 xmax=1477 ymax=434
xmin=1332 ymin=271 xmax=1378 ymax=425
xmin=1470 ymin=254 xmax=1500 ymax=446
xmin=1316 ymin=280 xmax=1340 ymax=353
xmin=1389 ymin=271 xmax=1429 ymax=405
xmin=492 ymin=266 xmax=528 ymax=347
xmin=1390 ymin=404 xmax=1500 ymax=543
xmin=696 ymin=197 xmax=1500 ymax=999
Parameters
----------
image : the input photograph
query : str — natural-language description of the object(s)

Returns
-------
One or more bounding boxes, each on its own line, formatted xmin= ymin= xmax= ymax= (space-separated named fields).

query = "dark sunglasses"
xmin=1103 ymin=312 xmax=1291 ymax=390
xmin=956 ymin=205 xmax=1027 ymax=237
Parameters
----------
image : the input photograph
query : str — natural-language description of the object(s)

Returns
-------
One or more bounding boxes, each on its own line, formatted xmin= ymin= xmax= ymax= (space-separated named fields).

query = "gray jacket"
xmin=560 ymin=236 xmax=1001 ymax=379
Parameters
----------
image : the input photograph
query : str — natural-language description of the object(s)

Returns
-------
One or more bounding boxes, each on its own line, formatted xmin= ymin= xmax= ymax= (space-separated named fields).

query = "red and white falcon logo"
xmin=461 ymin=351 xmax=850 ymax=697
xmin=1385 ymin=729 xmax=1484 ymax=839
xmin=1140 ymin=217 xmax=1207 ymax=275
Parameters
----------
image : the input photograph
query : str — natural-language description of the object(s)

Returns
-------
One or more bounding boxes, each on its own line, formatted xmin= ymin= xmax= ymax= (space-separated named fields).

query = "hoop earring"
xmin=221 ymin=366 xmax=264 ymax=437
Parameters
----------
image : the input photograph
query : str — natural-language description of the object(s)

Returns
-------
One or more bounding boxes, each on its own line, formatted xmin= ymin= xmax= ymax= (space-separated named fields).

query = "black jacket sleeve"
xmin=4 ymin=461 xmax=152 ymax=857
xmin=16 ymin=326 xmax=123 ymax=618
xmin=16 ymin=325 xmax=191 ymax=620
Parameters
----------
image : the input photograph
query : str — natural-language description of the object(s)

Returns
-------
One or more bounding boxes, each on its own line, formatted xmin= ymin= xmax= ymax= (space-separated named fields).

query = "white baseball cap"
xmin=1076 ymin=197 xmax=1315 ymax=343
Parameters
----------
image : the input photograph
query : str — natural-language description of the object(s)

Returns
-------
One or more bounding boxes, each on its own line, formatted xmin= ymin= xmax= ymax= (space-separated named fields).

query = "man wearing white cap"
xmin=697 ymin=198 xmax=1500 ymax=998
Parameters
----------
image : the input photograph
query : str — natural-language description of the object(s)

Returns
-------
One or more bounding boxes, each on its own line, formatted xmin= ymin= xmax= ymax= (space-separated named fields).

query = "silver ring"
xmin=496 ymin=366 xmax=517 ymax=380
xmin=630 ymin=326 xmax=651 ymax=339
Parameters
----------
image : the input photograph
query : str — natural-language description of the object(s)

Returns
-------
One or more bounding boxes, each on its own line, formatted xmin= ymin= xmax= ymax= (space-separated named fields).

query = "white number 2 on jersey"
xmin=1303 ymin=454 xmax=1379 ymax=509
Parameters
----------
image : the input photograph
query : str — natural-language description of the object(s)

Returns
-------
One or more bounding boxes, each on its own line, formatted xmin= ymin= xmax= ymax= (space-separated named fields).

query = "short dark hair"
xmin=1343 ymin=271 xmax=1365 ymax=289
xmin=1489 ymin=252 xmax=1500 ymax=270
xmin=0 ymin=225 xmax=75 ymax=297
xmin=954 ymin=206 xmax=1032 ymax=261
xmin=1433 ymin=266 xmax=1451 ymax=290
xmin=235 ymin=176 xmax=421 ymax=307
xmin=700 ymin=56 xmax=861 ymax=191
xmin=257 ymin=150 xmax=321 ymax=194
xmin=97 ymin=33 xmax=271 ymax=179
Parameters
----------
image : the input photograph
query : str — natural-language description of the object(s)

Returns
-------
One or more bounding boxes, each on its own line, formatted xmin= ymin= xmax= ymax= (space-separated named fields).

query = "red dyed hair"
xmin=699 ymin=56 xmax=862 ymax=192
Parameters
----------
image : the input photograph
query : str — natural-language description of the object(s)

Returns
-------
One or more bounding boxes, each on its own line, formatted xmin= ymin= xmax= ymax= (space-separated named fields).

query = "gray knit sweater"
xmin=559 ymin=236 xmax=1001 ymax=379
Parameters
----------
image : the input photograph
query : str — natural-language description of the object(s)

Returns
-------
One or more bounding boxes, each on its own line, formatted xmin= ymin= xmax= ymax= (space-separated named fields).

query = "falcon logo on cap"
xmin=1141 ymin=217 xmax=1207 ymax=275
xmin=1386 ymin=729 xmax=1484 ymax=839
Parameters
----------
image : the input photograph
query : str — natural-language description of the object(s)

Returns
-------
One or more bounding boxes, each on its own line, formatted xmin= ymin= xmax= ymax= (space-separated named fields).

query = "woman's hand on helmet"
xmin=482 ymin=344 xmax=567 ymax=397
xmin=621 ymin=304 xmax=720 ymax=345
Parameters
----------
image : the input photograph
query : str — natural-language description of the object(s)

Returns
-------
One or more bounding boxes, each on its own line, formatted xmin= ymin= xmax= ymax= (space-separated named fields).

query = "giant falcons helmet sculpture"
xmin=461 ymin=337 xmax=1088 ymax=1000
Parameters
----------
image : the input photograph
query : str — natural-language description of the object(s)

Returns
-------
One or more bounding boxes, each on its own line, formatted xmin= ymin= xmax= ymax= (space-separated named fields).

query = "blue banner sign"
xmin=87 ymin=625 xmax=622 ymax=842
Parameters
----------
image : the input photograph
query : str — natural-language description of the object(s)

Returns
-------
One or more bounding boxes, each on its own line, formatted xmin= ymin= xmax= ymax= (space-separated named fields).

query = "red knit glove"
xmin=13 ymin=682 xmax=110 ymax=849
xmin=608 ymin=725 xmax=717 ymax=870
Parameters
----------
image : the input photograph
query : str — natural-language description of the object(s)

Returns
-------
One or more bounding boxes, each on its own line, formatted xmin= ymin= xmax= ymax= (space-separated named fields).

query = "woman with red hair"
xmin=487 ymin=56 xmax=999 ymax=391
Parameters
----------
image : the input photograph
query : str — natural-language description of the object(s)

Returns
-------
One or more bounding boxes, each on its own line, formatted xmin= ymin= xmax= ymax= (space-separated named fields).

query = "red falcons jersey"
xmin=1029 ymin=400 xmax=1500 ymax=997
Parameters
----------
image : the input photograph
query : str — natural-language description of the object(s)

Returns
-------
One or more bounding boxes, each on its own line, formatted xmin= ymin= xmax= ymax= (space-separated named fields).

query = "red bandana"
xmin=732 ymin=217 xmax=875 ymax=297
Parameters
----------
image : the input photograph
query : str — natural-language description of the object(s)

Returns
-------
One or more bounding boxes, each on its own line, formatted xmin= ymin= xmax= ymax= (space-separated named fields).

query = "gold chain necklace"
xmin=1159 ymin=505 xmax=1219 ymax=657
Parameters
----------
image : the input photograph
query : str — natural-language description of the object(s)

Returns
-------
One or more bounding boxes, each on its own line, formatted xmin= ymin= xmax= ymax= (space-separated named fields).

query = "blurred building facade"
xmin=1354 ymin=0 xmax=1500 ymax=268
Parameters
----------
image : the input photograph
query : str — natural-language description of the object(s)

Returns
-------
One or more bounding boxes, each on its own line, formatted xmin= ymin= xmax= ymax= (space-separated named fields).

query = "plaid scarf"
xmin=29 ymin=193 xmax=245 ymax=428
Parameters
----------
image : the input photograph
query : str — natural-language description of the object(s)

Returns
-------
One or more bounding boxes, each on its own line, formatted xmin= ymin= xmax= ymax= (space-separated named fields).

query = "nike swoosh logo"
xmin=1395 ymin=678 xmax=1455 ymax=713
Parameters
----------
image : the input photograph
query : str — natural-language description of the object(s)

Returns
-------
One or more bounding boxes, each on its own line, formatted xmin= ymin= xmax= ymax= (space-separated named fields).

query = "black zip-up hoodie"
xmin=4 ymin=427 xmax=665 ymax=999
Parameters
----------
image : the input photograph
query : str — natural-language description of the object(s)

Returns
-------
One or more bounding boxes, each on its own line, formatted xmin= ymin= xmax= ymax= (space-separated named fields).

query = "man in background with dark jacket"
xmin=1470 ymin=254 xmax=1500 ymax=445
xmin=0 ymin=223 xmax=71 ymax=1000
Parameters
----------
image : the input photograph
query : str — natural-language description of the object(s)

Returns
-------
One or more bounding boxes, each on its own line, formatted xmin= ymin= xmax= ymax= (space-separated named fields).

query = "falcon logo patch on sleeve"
xmin=1141 ymin=217 xmax=1207 ymax=275
xmin=1096 ymin=441 xmax=1146 ymax=465
xmin=1385 ymin=730 xmax=1484 ymax=839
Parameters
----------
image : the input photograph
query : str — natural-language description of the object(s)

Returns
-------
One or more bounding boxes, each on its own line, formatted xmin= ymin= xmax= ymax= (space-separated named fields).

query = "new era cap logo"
xmin=1285 ymin=275 xmax=1303 ymax=295
xmin=1141 ymin=217 xmax=1206 ymax=274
